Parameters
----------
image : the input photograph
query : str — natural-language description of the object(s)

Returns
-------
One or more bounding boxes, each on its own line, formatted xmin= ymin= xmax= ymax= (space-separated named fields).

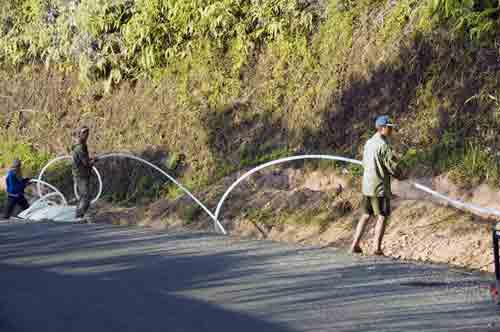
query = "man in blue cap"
xmin=4 ymin=159 xmax=31 ymax=219
xmin=350 ymin=115 xmax=405 ymax=255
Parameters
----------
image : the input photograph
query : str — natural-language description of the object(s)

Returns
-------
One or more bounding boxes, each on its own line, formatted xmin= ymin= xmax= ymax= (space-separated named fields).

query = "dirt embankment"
xmin=94 ymin=167 xmax=499 ymax=273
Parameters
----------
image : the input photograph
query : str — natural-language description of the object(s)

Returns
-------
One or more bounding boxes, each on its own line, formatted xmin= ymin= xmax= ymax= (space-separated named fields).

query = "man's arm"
xmin=72 ymin=145 xmax=91 ymax=168
xmin=5 ymin=172 xmax=13 ymax=194
xmin=72 ymin=145 xmax=81 ymax=165
xmin=81 ymin=156 xmax=91 ymax=169
xmin=380 ymin=145 xmax=406 ymax=180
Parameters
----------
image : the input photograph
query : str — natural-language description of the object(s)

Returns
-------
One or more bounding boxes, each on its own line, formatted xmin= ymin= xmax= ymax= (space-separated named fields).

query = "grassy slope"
xmin=0 ymin=0 xmax=499 ymax=200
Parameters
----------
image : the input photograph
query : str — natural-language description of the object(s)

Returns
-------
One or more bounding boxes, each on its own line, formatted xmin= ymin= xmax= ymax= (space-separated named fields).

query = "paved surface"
xmin=0 ymin=220 xmax=499 ymax=332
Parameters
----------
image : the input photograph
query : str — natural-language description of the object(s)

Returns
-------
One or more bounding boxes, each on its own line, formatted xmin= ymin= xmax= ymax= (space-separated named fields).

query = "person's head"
xmin=77 ymin=126 xmax=90 ymax=143
xmin=375 ymin=115 xmax=396 ymax=137
xmin=11 ymin=159 xmax=21 ymax=173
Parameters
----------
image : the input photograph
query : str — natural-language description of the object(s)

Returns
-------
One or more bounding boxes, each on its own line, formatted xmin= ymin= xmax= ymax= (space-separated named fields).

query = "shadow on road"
xmin=0 ymin=222 xmax=498 ymax=332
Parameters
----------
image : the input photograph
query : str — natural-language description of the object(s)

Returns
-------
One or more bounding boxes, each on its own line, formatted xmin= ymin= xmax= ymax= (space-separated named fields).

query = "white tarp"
xmin=18 ymin=200 xmax=78 ymax=223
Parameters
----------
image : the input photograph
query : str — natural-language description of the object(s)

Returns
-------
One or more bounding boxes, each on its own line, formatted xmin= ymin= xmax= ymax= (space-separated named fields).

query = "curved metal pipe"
xmin=215 ymin=154 xmax=500 ymax=222
xmin=35 ymin=151 xmax=500 ymax=234
xmin=95 ymin=153 xmax=226 ymax=234
xmin=214 ymin=155 xmax=362 ymax=220
xmin=36 ymin=155 xmax=103 ymax=205
xmin=412 ymin=182 xmax=500 ymax=218
xmin=29 ymin=179 xmax=68 ymax=205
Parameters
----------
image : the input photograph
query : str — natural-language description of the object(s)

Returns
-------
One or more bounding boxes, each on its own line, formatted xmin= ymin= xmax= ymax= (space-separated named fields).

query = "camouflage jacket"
xmin=362 ymin=133 xmax=401 ymax=197
xmin=72 ymin=143 xmax=91 ymax=178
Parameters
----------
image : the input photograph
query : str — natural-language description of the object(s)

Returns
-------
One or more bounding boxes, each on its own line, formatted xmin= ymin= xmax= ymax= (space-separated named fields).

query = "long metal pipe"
xmin=34 ymin=152 xmax=500 ymax=235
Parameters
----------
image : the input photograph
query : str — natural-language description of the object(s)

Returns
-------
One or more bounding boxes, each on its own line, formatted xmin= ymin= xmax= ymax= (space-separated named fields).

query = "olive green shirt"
xmin=362 ymin=133 xmax=400 ymax=197
xmin=72 ymin=143 xmax=91 ymax=178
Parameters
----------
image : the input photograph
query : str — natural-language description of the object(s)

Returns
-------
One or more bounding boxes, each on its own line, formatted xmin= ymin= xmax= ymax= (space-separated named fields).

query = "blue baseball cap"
xmin=375 ymin=115 xmax=397 ymax=128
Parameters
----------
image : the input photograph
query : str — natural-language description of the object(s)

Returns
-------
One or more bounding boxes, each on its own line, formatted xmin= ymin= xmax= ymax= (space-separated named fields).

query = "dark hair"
xmin=12 ymin=159 xmax=21 ymax=168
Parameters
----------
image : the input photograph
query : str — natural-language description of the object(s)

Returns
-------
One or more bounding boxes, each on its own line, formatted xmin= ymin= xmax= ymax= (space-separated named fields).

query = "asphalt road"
xmin=0 ymin=220 xmax=499 ymax=332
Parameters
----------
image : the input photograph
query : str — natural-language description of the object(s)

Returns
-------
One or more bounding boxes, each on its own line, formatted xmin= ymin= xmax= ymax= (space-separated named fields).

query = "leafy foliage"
xmin=429 ymin=0 xmax=499 ymax=40
xmin=1 ymin=0 xmax=500 ymax=192
xmin=0 ymin=140 xmax=52 ymax=175
xmin=0 ymin=0 xmax=318 ymax=88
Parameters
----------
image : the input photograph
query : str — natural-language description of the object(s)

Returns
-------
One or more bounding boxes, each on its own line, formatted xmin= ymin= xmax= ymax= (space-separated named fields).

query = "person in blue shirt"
xmin=4 ymin=159 xmax=31 ymax=219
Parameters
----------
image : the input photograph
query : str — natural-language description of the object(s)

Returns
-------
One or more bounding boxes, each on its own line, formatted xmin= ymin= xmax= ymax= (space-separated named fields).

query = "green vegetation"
xmin=1 ymin=0 xmax=500 ymax=197
xmin=429 ymin=0 xmax=499 ymax=40
xmin=0 ymin=0 xmax=317 ymax=89
xmin=179 ymin=204 xmax=202 ymax=224
xmin=0 ymin=140 xmax=52 ymax=175
xmin=402 ymin=138 xmax=500 ymax=186
xmin=245 ymin=191 xmax=349 ymax=232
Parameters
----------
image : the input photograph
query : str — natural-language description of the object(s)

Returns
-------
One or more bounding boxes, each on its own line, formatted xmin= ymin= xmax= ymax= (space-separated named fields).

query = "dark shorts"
xmin=362 ymin=196 xmax=391 ymax=217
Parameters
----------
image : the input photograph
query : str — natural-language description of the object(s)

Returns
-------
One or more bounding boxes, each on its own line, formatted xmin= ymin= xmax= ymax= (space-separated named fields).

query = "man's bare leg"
xmin=374 ymin=215 xmax=386 ymax=255
xmin=351 ymin=214 xmax=371 ymax=253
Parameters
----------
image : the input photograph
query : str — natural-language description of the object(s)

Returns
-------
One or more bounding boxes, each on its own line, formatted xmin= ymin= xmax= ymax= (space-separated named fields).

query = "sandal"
xmin=351 ymin=246 xmax=363 ymax=254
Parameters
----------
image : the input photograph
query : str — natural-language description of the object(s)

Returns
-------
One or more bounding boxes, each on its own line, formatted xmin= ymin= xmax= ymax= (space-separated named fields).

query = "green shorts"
xmin=362 ymin=196 xmax=391 ymax=217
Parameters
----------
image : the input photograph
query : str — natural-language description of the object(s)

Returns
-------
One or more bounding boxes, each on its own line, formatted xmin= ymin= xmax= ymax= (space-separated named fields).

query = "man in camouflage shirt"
xmin=350 ymin=116 xmax=405 ymax=256
xmin=72 ymin=126 xmax=94 ymax=220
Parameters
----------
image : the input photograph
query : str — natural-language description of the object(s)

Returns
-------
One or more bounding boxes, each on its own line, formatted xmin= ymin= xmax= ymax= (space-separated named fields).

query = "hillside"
xmin=1 ymin=1 xmax=500 ymax=269
xmin=0 ymin=0 xmax=499 ymax=183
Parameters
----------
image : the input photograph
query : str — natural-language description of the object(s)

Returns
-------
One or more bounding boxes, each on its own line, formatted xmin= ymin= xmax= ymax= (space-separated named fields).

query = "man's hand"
xmin=396 ymin=170 xmax=409 ymax=181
